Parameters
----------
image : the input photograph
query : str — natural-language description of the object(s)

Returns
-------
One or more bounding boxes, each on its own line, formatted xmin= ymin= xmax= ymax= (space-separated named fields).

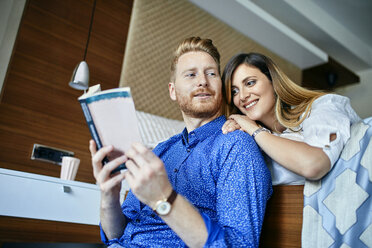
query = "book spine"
xmin=79 ymin=99 xmax=109 ymax=165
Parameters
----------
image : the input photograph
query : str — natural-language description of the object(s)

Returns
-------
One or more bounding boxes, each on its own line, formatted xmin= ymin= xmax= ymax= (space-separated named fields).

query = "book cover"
xmin=78 ymin=84 xmax=141 ymax=172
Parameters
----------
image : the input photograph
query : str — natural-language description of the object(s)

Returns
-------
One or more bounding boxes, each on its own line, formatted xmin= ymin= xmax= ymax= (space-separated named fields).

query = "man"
xmin=90 ymin=37 xmax=272 ymax=247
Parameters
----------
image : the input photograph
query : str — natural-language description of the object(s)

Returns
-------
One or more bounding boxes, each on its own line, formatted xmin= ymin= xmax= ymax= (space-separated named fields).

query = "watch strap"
xmin=167 ymin=189 xmax=178 ymax=205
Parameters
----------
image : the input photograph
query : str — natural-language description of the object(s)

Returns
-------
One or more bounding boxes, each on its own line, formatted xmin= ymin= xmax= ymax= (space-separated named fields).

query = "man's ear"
xmin=169 ymin=82 xmax=176 ymax=101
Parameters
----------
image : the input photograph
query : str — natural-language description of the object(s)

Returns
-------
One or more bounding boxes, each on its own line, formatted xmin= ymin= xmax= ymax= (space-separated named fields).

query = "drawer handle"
xmin=63 ymin=185 xmax=72 ymax=193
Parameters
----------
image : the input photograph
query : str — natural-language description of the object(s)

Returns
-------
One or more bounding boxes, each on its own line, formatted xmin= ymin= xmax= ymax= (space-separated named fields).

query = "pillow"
xmin=136 ymin=111 xmax=185 ymax=149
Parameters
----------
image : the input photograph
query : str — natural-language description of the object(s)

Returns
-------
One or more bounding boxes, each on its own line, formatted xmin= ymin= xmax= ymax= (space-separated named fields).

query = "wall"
xmin=335 ymin=68 xmax=372 ymax=118
xmin=0 ymin=0 xmax=133 ymax=184
xmin=120 ymin=0 xmax=302 ymax=120
xmin=0 ymin=0 xmax=26 ymax=95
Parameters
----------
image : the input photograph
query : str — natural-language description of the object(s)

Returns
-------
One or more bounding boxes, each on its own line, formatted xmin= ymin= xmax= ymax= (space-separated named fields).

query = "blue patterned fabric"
xmin=102 ymin=116 xmax=272 ymax=247
xmin=302 ymin=117 xmax=372 ymax=247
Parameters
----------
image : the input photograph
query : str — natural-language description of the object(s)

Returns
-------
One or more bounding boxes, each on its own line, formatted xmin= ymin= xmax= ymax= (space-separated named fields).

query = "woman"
xmin=221 ymin=52 xmax=361 ymax=185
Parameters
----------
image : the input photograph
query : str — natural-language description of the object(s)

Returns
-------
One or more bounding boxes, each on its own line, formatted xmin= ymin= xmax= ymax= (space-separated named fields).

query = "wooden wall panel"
xmin=0 ymin=103 xmax=91 ymax=178
xmin=86 ymin=0 xmax=132 ymax=86
xmin=302 ymin=57 xmax=360 ymax=90
xmin=260 ymin=185 xmax=304 ymax=248
xmin=0 ymin=216 xmax=101 ymax=243
xmin=0 ymin=0 xmax=133 ymax=184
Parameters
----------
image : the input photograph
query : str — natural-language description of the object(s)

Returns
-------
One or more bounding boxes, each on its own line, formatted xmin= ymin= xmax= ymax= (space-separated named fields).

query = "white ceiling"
xmin=188 ymin=0 xmax=372 ymax=73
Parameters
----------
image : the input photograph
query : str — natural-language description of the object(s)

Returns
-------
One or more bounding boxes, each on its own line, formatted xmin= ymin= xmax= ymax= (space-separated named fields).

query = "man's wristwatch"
xmin=153 ymin=189 xmax=178 ymax=216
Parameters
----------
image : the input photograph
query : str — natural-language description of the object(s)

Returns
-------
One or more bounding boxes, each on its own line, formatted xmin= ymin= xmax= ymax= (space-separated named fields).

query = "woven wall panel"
xmin=120 ymin=0 xmax=301 ymax=120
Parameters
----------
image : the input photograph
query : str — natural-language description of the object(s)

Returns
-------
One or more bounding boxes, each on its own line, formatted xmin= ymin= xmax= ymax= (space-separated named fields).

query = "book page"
xmin=88 ymin=97 xmax=141 ymax=160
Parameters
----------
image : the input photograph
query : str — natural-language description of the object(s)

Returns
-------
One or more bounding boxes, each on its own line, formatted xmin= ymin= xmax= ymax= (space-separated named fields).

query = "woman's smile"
xmin=243 ymin=99 xmax=258 ymax=110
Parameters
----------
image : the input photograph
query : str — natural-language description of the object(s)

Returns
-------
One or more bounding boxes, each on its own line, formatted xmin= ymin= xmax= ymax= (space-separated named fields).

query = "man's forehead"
xmin=176 ymin=51 xmax=218 ymax=71
xmin=178 ymin=51 xmax=213 ymax=62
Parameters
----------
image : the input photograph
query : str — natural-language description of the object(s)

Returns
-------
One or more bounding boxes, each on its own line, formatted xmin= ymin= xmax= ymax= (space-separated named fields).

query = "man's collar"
xmin=182 ymin=115 xmax=226 ymax=146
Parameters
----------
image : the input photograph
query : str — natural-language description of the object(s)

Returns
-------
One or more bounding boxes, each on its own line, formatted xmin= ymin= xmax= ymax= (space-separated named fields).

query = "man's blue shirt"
xmin=101 ymin=116 xmax=272 ymax=247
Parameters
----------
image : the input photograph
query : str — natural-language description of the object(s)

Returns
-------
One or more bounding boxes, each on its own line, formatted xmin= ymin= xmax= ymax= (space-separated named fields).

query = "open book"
xmin=78 ymin=84 xmax=141 ymax=172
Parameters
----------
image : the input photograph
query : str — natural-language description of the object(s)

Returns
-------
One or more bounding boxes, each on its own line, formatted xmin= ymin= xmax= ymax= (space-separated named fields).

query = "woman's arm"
xmin=222 ymin=115 xmax=332 ymax=180
xmin=253 ymin=131 xmax=331 ymax=180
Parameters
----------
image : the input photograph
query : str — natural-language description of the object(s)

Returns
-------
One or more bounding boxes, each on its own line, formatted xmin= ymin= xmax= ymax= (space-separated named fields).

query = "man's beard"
xmin=176 ymin=90 xmax=222 ymax=118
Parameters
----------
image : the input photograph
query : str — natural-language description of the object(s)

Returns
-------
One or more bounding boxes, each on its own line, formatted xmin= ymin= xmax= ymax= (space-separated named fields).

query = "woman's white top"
xmin=267 ymin=94 xmax=361 ymax=185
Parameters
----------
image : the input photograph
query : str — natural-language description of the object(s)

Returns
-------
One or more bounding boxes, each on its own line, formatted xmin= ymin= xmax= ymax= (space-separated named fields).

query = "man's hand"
xmin=89 ymin=140 xmax=127 ymax=206
xmin=124 ymin=142 xmax=173 ymax=209
xmin=89 ymin=140 xmax=128 ymax=239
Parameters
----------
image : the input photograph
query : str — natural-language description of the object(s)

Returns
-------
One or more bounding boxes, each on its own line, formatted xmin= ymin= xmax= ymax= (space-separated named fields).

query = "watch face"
xmin=156 ymin=201 xmax=171 ymax=215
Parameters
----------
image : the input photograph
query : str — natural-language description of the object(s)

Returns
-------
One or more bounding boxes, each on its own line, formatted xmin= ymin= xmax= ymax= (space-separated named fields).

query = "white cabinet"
xmin=0 ymin=168 xmax=102 ymax=225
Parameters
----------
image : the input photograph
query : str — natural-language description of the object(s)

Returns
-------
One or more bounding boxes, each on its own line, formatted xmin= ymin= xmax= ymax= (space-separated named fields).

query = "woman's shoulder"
xmin=309 ymin=94 xmax=360 ymax=121
xmin=312 ymin=93 xmax=350 ymax=107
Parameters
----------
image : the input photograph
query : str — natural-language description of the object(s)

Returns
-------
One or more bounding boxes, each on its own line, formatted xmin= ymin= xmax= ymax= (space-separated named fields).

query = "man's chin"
xmin=177 ymin=96 xmax=222 ymax=119
xmin=182 ymin=105 xmax=220 ymax=118
xmin=189 ymin=110 xmax=219 ymax=118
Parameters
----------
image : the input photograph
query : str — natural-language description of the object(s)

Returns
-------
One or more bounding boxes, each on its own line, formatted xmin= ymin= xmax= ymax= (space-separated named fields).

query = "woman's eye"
xmin=231 ymin=88 xmax=239 ymax=96
xmin=207 ymin=72 xmax=216 ymax=76
xmin=245 ymin=80 xmax=256 ymax=86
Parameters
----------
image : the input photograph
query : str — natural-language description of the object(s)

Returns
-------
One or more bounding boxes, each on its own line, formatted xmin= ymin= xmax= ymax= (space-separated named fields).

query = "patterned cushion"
xmin=302 ymin=117 xmax=372 ymax=247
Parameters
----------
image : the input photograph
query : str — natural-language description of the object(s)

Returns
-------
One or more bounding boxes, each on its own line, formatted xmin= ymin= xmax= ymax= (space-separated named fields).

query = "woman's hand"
xmin=222 ymin=118 xmax=241 ymax=134
xmin=222 ymin=114 xmax=260 ymax=135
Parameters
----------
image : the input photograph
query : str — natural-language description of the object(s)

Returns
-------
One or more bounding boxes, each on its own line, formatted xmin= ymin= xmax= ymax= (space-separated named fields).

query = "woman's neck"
xmin=260 ymin=109 xmax=286 ymax=133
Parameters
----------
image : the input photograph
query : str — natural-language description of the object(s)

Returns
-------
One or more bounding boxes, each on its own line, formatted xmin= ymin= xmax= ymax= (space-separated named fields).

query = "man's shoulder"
xmin=153 ymin=132 xmax=183 ymax=153
xmin=206 ymin=129 xmax=261 ymax=160
xmin=213 ymin=129 xmax=270 ymax=182
xmin=215 ymin=129 xmax=255 ymax=147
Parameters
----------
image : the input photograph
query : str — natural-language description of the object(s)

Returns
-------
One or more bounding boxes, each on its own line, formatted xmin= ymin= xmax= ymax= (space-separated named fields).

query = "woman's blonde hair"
xmin=170 ymin=37 xmax=221 ymax=81
xmin=222 ymin=53 xmax=325 ymax=129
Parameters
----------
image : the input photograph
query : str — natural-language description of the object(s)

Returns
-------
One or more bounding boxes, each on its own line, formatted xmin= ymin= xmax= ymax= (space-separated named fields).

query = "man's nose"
xmin=197 ymin=74 xmax=208 ymax=87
